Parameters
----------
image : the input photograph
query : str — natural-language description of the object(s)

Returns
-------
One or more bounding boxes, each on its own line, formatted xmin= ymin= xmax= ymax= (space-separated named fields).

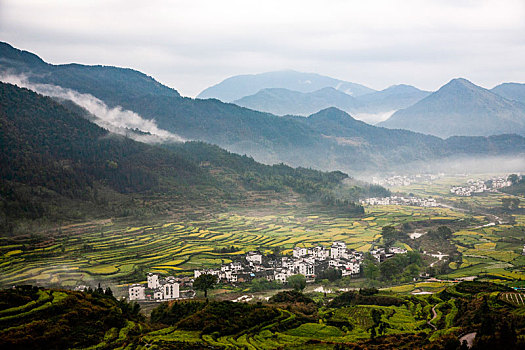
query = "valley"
xmin=1 ymin=25 xmax=525 ymax=348
xmin=1 ymin=175 xmax=524 ymax=299
xmin=1 ymin=174 xmax=524 ymax=349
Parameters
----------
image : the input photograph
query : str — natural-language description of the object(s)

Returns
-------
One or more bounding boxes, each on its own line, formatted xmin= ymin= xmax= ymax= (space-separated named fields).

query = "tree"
xmin=316 ymin=267 xmax=342 ymax=282
xmin=436 ymin=226 xmax=453 ymax=239
xmin=193 ymin=274 xmax=217 ymax=298
xmin=381 ymin=226 xmax=398 ymax=249
xmin=502 ymin=197 xmax=520 ymax=211
xmin=508 ymin=174 xmax=519 ymax=184
xmin=287 ymin=274 xmax=307 ymax=291
xmin=362 ymin=253 xmax=379 ymax=279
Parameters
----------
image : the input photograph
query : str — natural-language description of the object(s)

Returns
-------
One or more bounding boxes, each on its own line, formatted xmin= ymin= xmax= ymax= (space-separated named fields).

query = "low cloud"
xmin=353 ymin=110 xmax=396 ymax=125
xmin=0 ymin=73 xmax=185 ymax=144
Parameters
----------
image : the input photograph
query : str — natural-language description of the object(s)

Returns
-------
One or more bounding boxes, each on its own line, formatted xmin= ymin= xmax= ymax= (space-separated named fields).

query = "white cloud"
xmin=0 ymin=73 xmax=185 ymax=144
xmin=0 ymin=0 xmax=524 ymax=96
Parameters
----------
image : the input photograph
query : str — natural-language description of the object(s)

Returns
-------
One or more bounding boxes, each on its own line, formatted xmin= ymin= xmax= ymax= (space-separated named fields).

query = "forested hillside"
xmin=0 ymin=83 xmax=364 ymax=234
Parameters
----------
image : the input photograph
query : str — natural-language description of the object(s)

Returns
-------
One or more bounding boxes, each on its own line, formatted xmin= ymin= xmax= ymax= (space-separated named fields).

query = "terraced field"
xmin=501 ymin=292 xmax=525 ymax=306
xmin=0 ymin=204 xmax=473 ymax=290
xmin=444 ymin=224 xmax=525 ymax=282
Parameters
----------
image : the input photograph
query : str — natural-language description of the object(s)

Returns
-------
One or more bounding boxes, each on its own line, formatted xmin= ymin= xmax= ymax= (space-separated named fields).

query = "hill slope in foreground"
xmin=1 ymin=282 xmax=524 ymax=349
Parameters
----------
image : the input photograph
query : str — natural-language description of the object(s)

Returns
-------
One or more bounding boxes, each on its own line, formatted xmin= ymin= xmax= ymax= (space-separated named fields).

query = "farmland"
xmin=0 ymin=201 xmax=473 ymax=290
xmin=1 ymin=175 xmax=524 ymax=296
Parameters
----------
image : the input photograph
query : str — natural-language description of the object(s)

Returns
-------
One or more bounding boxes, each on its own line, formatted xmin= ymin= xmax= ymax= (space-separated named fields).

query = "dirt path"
xmin=427 ymin=305 xmax=438 ymax=330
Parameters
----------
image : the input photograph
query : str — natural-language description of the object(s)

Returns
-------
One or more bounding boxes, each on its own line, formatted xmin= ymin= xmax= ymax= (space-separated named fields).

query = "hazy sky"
xmin=1 ymin=0 xmax=524 ymax=97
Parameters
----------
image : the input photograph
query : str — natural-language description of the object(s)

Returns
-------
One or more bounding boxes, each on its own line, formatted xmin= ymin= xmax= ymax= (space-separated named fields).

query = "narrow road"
xmin=427 ymin=305 xmax=438 ymax=330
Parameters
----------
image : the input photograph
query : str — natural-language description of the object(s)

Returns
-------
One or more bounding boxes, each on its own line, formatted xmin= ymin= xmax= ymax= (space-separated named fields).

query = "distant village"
xmin=450 ymin=177 xmax=512 ymax=196
xmin=372 ymin=174 xmax=443 ymax=187
xmin=361 ymin=196 xmax=439 ymax=207
xmin=128 ymin=242 xmax=408 ymax=301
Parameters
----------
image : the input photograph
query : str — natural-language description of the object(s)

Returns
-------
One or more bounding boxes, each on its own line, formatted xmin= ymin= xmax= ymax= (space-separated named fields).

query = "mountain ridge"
xmin=197 ymin=70 xmax=376 ymax=102
xmin=231 ymin=84 xmax=430 ymax=123
xmin=378 ymin=78 xmax=525 ymax=137
xmin=2 ymin=42 xmax=524 ymax=175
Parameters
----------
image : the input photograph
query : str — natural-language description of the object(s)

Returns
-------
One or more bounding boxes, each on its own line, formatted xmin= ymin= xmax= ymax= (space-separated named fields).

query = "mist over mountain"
xmin=197 ymin=70 xmax=376 ymax=102
xmin=491 ymin=82 xmax=525 ymax=105
xmin=0 ymin=42 xmax=180 ymax=107
xmin=355 ymin=84 xmax=431 ymax=113
xmin=378 ymin=78 xmax=525 ymax=137
xmin=233 ymin=84 xmax=430 ymax=124
xmin=233 ymin=87 xmax=363 ymax=117
xmin=2 ymin=42 xmax=524 ymax=175
xmin=1 ymin=82 xmax=368 ymax=230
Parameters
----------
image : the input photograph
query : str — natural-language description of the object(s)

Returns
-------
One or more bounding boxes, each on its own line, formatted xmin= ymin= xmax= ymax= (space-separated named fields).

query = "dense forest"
xmin=0 ymin=82 xmax=368 ymax=234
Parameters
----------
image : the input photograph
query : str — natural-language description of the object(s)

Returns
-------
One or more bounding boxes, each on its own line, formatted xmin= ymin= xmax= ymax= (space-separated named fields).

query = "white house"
xmin=295 ymin=260 xmax=315 ymax=277
xmin=274 ymin=268 xmax=292 ymax=283
xmin=153 ymin=290 xmax=163 ymax=300
xmin=129 ymin=284 xmax=145 ymax=301
xmin=246 ymin=251 xmax=263 ymax=265
xmin=147 ymin=273 xmax=160 ymax=289
xmin=389 ymin=247 xmax=408 ymax=254
xmin=331 ymin=241 xmax=347 ymax=259
xmin=310 ymin=246 xmax=329 ymax=259
xmin=293 ymin=247 xmax=308 ymax=258
xmin=163 ymin=277 xmax=180 ymax=299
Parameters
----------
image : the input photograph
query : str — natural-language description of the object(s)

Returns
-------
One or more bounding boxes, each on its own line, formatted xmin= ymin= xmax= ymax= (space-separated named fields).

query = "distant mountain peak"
xmin=197 ymin=70 xmax=375 ymax=102
xmin=309 ymin=107 xmax=359 ymax=122
xmin=442 ymin=77 xmax=478 ymax=90
xmin=378 ymin=78 xmax=525 ymax=138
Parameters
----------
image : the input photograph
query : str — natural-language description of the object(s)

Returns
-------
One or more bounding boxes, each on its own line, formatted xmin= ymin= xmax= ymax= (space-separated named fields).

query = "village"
xmin=372 ymin=174 xmax=443 ymax=187
xmin=449 ymin=176 xmax=512 ymax=196
xmin=128 ymin=241 xmax=408 ymax=301
xmin=361 ymin=195 xmax=439 ymax=207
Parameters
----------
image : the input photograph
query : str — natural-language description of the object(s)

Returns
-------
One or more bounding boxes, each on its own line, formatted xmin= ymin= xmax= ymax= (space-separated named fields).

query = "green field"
xmin=0 ymin=202 xmax=474 ymax=289
xmin=1 ymin=175 xmax=524 ymax=295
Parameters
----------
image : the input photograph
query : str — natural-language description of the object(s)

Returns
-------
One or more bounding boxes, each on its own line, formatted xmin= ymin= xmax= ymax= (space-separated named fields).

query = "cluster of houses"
xmin=194 ymin=242 xmax=365 ymax=284
xmin=370 ymin=246 xmax=408 ymax=262
xmin=372 ymin=174 xmax=443 ymax=187
xmin=128 ymin=242 xmax=410 ymax=301
xmin=450 ymin=177 xmax=512 ymax=196
xmin=362 ymin=196 xmax=438 ymax=207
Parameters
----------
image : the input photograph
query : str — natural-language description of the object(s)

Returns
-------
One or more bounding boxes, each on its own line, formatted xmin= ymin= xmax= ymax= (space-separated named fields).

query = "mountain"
xmin=233 ymin=87 xmax=363 ymax=116
xmin=0 ymin=42 xmax=181 ymax=108
xmin=1 ymin=42 xmax=524 ymax=175
xmin=378 ymin=78 xmax=525 ymax=138
xmin=197 ymin=70 xmax=376 ymax=102
xmin=355 ymin=84 xmax=431 ymax=113
xmin=233 ymin=84 xmax=430 ymax=123
xmin=491 ymin=83 xmax=525 ymax=105
xmin=1 ymin=82 xmax=364 ymax=233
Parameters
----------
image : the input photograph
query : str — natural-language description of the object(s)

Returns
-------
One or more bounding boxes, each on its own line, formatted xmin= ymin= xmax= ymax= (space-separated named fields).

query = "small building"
xmin=331 ymin=241 xmax=347 ymax=259
xmin=246 ymin=251 xmax=263 ymax=265
xmin=129 ymin=284 xmax=145 ymax=301
xmin=389 ymin=247 xmax=408 ymax=254
xmin=163 ymin=277 xmax=180 ymax=299
xmin=310 ymin=246 xmax=329 ymax=259
xmin=147 ymin=273 xmax=160 ymax=289
xmin=293 ymin=247 xmax=308 ymax=258
xmin=153 ymin=289 xmax=163 ymax=300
